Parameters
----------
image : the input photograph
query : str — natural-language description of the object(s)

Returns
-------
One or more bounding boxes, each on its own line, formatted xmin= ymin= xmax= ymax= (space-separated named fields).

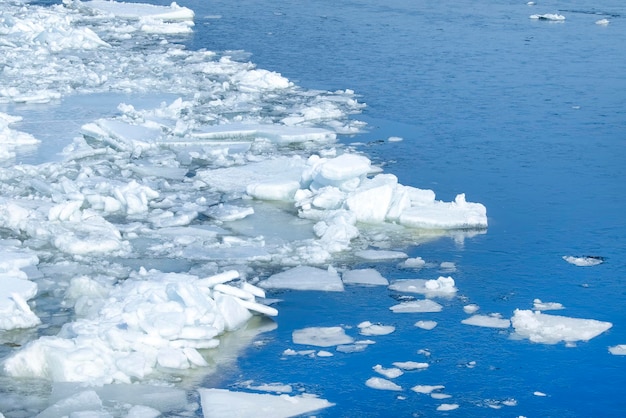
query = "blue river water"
xmin=16 ymin=0 xmax=626 ymax=416
xmin=178 ymin=1 xmax=626 ymax=416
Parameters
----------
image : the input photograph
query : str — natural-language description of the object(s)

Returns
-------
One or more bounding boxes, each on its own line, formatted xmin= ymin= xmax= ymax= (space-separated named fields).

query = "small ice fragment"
xmin=411 ymin=385 xmax=445 ymax=394
xmin=530 ymin=13 xmax=565 ymax=21
xmin=355 ymin=249 xmax=408 ymax=260
xmin=292 ymin=326 xmax=354 ymax=347
xmin=260 ymin=265 xmax=344 ymax=292
xmin=342 ymin=269 xmax=389 ymax=285
xmin=608 ymin=345 xmax=626 ymax=355
xmin=437 ymin=403 xmax=459 ymax=411
xmin=317 ymin=350 xmax=334 ymax=357
xmin=390 ymin=299 xmax=443 ymax=313
xmin=533 ymin=299 xmax=565 ymax=311
xmin=415 ymin=320 xmax=438 ymax=330
xmin=373 ymin=364 xmax=403 ymax=379
xmin=401 ymin=257 xmax=426 ymax=268
xmin=534 ymin=391 xmax=547 ymax=397
xmin=389 ymin=277 xmax=457 ymax=297
xmin=392 ymin=361 xmax=429 ymax=370
xmin=358 ymin=321 xmax=396 ymax=336
xmin=595 ymin=19 xmax=610 ymax=25
xmin=461 ymin=314 xmax=511 ymax=329
xmin=563 ymin=255 xmax=604 ymax=266
xmin=365 ymin=377 xmax=402 ymax=391
xmin=463 ymin=304 xmax=480 ymax=314
xmin=388 ymin=136 xmax=403 ymax=142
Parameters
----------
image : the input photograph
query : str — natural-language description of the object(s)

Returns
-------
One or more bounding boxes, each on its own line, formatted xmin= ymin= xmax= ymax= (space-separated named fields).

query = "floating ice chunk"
xmin=342 ymin=268 xmax=389 ymax=286
xmin=399 ymin=193 xmax=488 ymax=229
xmin=260 ymin=265 xmax=344 ymax=292
xmin=355 ymin=249 xmax=408 ymax=260
xmin=411 ymin=385 xmax=445 ymax=394
xmin=511 ymin=309 xmax=612 ymax=344
xmin=365 ymin=377 xmax=402 ymax=391
xmin=389 ymin=277 xmax=457 ymax=297
xmin=530 ymin=13 xmax=565 ymax=21
xmin=533 ymin=299 xmax=565 ymax=311
xmin=204 ymin=204 xmax=254 ymax=222
xmin=463 ymin=304 xmax=480 ymax=314
xmin=415 ymin=320 xmax=438 ymax=330
xmin=390 ymin=299 xmax=443 ymax=313
xmin=246 ymin=382 xmax=293 ymax=394
xmin=0 ymin=278 xmax=40 ymax=330
xmin=292 ymin=326 xmax=354 ymax=347
xmin=246 ymin=180 xmax=301 ymax=201
xmin=309 ymin=153 xmax=371 ymax=188
xmin=373 ymin=364 xmax=403 ymax=379
xmin=439 ymin=261 xmax=456 ymax=272
xmin=534 ymin=391 xmax=547 ymax=397
xmin=198 ymin=388 xmax=334 ymax=418
xmin=462 ymin=314 xmax=511 ymax=329
xmin=393 ymin=361 xmax=429 ymax=370
xmin=400 ymin=257 xmax=426 ymax=269
xmin=608 ymin=345 xmax=626 ymax=355
xmin=0 ymin=112 xmax=40 ymax=160
xmin=82 ymin=1 xmax=195 ymax=23
xmin=437 ymin=403 xmax=459 ymax=411
xmin=358 ymin=321 xmax=396 ymax=336
xmin=36 ymin=390 xmax=103 ymax=418
xmin=336 ymin=343 xmax=369 ymax=353
xmin=388 ymin=136 xmax=403 ymax=142
xmin=191 ymin=123 xmax=336 ymax=144
xmin=563 ymin=255 xmax=604 ymax=266
xmin=596 ymin=19 xmax=610 ymax=25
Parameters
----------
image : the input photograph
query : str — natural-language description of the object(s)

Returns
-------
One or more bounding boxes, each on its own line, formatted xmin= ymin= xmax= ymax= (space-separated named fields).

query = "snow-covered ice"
xmin=392 ymin=361 xmax=429 ymax=370
xmin=511 ymin=309 xmax=612 ymax=344
xmin=358 ymin=321 xmax=396 ymax=336
xmin=533 ymin=299 xmax=565 ymax=311
xmin=415 ymin=320 xmax=438 ymax=330
xmin=389 ymin=276 xmax=457 ymax=297
xmin=608 ymin=345 xmax=626 ymax=355
xmin=198 ymin=388 xmax=334 ymax=418
xmin=373 ymin=364 xmax=403 ymax=379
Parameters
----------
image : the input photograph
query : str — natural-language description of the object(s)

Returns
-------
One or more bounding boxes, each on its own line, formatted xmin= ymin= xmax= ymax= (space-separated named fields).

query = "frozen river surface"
xmin=1 ymin=0 xmax=626 ymax=417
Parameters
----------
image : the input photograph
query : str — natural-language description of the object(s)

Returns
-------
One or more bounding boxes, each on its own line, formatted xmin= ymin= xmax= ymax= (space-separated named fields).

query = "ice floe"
xmin=533 ymin=299 xmax=565 ymax=311
xmin=511 ymin=309 xmax=612 ymax=344
xmin=198 ymin=388 xmax=334 ymax=418
xmin=608 ymin=345 xmax=626 ymax=355
xmin=260 ymin=265 xmax=344 ymax=291
xmin=292 ymin=326 xmax=354 ymax=347
xmin=390 ymin=299 xmax=443 ymax=313
xmin=342 ymin=268 xmax=389 ymax=285
xmin=373 ymin=364 xmax=404 ymax=379
xmin=358 ymin=321 xmax=396 ymax=336
xmin=392 ymin=361 xmax=429 ymax=370
xmin=415 ymin=320 xmax=438 ymax=330
xmin=462 ymin=314 xmax=511 ymax=329
xmin=365 ymin=377 xmax=402 ymax=391
xmin=563 ymin=255 xmax=604 ymax=266
xmin=389 ymin=276 xmax=457 ymax=297
xmin=595 ymin=18 xmax=610 ymax=25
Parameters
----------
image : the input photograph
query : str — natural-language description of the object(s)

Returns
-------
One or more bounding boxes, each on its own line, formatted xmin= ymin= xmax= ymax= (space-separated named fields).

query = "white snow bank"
xmin=0 ymin=245 xmax=40 ymax=330
xmin=461 ymin=314 xmax=511 ymax=329
xmin=563 ymin=255 xmax=604 ymax=266
xmin=292 ymin=326 xmax=354 ymax=347
xmin=342 ymin=268 xmax=389 ymax=285
xmin=511 ymin=309 xmax=612 ymax=344
xmin=389 ymin=276 xmax=457 ymax=297
xmin=259 ymin=265 xmax=344 ymax=291
xmin=198 ymin=388 xmax=334 ymax=418
xmin=3 ymin=269 xmax=276 ymax=384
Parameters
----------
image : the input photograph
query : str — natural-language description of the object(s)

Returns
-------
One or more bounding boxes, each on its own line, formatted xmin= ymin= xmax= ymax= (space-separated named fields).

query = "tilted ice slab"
xmin=3 ymin=269 xmax=277 ymax=384
xmin=0 ymin=113 xmax=41 ymax=160
xmin=511 ymin=309 xmax=612 ymax=344
xmin=0 ymin=244 xmax=41 ymax=330
xmin=198 ymin=388 xmax=334 ymax=418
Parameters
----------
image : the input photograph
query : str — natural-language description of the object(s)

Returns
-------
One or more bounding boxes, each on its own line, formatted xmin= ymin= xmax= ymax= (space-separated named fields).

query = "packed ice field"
xmin=0 ymin=1 xmax=621 ymax=416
